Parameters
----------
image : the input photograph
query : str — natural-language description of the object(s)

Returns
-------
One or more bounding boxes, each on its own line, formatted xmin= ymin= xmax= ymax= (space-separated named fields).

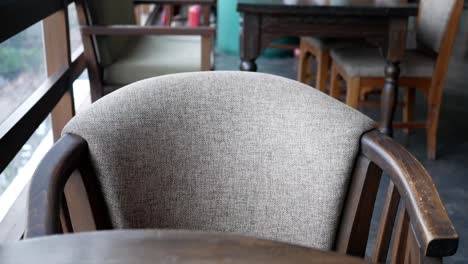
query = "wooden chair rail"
xmin=361 ymin=130 xmax=458 ymax=257
xmin=24 ymin=129 xmax=458 ymax=262
xmin=25 ymin=134 xmax=88 ymax=238
xmin=0 ymin=53 xmax=86 ymax=173
xmin=80 ymin=25 xmax=216 ymax=37
xmin=0 ymin=0 xmax=66 ymax=42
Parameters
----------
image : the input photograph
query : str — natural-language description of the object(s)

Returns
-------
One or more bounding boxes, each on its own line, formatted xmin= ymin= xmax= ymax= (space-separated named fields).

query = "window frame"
xmin=0 ymin=0 xmax=86 ymax=240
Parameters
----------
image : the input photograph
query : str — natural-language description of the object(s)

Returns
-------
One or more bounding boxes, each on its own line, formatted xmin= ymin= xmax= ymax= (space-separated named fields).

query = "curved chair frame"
xmin=25 ymin=129 xmax=458 ymax=263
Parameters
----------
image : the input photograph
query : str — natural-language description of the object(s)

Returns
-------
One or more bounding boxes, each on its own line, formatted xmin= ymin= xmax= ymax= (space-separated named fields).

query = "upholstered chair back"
xmin=84 ymin=0 xmax=136 ymax=66
xmin=63 ymin=72 xmax=375 ymax=250
xmin=416 ymin=0 xmax=459 ymax=53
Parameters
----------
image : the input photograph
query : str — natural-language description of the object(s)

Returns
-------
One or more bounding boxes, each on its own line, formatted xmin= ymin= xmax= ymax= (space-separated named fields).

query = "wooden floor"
xmin=215 ymin=21 xmax=468 ymax=264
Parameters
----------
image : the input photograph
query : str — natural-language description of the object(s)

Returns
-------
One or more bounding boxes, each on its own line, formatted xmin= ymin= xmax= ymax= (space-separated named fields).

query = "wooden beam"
xmin=0 ymin=0 xmax=65 ymax=42
xmin=43 ymin=9 xmax=75 ymax=142
xmin=0 ymin=54 xmax=86 ymax=174
xmin=80 ymin=25 xmax=215 ymax=36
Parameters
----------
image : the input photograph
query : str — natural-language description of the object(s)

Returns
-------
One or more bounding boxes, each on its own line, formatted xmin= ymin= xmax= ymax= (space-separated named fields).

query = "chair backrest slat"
xmin=371 ymin=182 xmax=401 ymax=263
xmin=390 ymin=207 xmax=410 ymax=264
xmin=335 ymin=155 xmax=382 ymax=257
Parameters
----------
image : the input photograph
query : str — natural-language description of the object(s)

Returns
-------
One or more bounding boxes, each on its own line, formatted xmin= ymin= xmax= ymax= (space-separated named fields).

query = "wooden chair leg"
xmin=403 ymin=88 xmax=416 ymax=134
xmin=330 ymin=62 xmax=341 ymax=99
xmin=298 ymin=42 xmax=312 ymax=84
xmin=346 ymin=77 xmax=361 ymax=109
xmin=316 ymin=50 xmax=331 ymax=93
xmin=427 ymin=90 xmax=443 ymax=160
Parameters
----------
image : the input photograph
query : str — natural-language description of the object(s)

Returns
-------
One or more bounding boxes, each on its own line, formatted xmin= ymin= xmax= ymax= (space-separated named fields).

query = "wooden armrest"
xmin=361 ymin=130 xmax=458 ymax=257
xmin=80 ymin=25 xmax=215 ymax=37
xmin=26 ymin=134 xmax=88 ymax=238
xmin=133 ymin=0 xmax=216 ymax=6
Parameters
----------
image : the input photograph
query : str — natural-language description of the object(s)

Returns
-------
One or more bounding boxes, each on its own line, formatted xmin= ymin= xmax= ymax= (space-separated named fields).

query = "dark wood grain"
xmin=335 ymin=155 xmax=382 ymax=257
xmin=2 ymin=230 xmax=367 ymax=264
xmin=371 ymin=182 xmax=401 ymax=263
xmin=361 ymin=130 xmax=458 ymax=257
xmin=237 ymin=0 xmax=417 ymax=16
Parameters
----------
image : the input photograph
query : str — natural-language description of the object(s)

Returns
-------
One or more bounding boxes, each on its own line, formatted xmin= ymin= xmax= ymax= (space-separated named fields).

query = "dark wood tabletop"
xmin=238 ymin=0 xmax=417 ymax=16
xmin=0 ymin=230 xmax=368 ymax=263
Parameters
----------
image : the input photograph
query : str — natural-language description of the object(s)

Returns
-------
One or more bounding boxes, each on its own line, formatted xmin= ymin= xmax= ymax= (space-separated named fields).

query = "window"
xmin=0 ymin=22 xmax=46 ymax=125
xmin=73 ymin=70 xmax=91 ymax=111
xmin=0 ymin=116 xmax=53 ymax=220
xmin=0 ymin=22 xmax=47 ymax=200
xmin=68 ymin=3 xmax=83 ymax=54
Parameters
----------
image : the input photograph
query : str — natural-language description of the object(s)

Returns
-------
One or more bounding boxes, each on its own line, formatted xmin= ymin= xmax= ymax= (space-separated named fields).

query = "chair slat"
xmin=371 ymin=182 xmax=401 ymax=263
xmin=408 ymin=225 xmax=421 ymax=264
xmin=391 ymin=207 xmax=410 ymax=264
xmin=335 ymin=155 xmax=382 ymax=257
xmin=63 ymin=171 xmax=97 ymax=233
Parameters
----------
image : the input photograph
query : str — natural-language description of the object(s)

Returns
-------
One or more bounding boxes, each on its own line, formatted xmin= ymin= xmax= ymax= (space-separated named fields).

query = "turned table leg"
xmin=380 ymin=18 xmax=408 ymax=137
xmin=239 ymin=13 xmax=260 ymax=72
xmin=380 ymin=61 xmax=401 ymax=137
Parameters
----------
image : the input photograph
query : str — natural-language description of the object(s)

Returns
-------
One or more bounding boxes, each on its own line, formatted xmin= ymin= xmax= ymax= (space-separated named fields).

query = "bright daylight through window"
xmin=0 ymin=22 xmax=51 ymax=201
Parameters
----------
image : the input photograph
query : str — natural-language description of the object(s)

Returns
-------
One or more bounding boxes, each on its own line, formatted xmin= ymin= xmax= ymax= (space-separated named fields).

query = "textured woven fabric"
xmin=330 ymin=47 xmax=435 ymax=77
xmin=86 ymin=0 xmax=136 ymax=66
xmin=104 ymin=35 xmax=204 ymax=85
xmin=63 ymin=72 xmax=375 ymax=250
xmin=417 ymin=0 xmax=457 ymax=52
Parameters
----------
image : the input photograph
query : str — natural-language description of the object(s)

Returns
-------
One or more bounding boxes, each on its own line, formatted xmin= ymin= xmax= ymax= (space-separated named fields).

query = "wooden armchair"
xmin=328 ymin=0 xmax=464 ymax=159
xmin=75 ymin=0 xmax=216 ymax=102
xmin=25 ymin=72 xmax=457 ymax=263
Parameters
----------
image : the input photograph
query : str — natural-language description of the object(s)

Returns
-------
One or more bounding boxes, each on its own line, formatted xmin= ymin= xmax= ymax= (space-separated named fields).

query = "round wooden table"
xmin=0 ymin=230 xmax=367 ymax=263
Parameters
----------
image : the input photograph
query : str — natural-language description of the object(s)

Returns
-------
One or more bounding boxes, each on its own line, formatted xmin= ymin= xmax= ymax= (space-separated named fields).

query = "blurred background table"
xmin=237 ymin=0 xmax=418 ymax=136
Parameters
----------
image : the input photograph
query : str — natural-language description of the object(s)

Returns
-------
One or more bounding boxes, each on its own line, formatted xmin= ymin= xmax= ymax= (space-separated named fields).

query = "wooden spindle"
xmin=391 ymin=207 xmax=410 ymax=264
xmin=335 ymin=156 xmax=382 ymax=257
xmin=372 ymin=181 xmax=401 ymax=263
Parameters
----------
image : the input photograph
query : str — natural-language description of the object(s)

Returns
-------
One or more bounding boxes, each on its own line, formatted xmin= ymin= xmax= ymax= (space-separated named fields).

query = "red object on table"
xmin=188 ymin=5 xmax=201 ymax=27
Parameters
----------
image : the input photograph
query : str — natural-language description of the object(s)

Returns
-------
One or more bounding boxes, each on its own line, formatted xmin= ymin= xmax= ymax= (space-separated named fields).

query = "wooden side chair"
xmin=25 ymin=72 xmax=457 ymax=263
xmin=328 ymin=0 xmax=464 ymax=159
xmin=297 ymin=37 xmax=365 ymax=92
xmin=75 ymin=0 xmax=216 ymax=102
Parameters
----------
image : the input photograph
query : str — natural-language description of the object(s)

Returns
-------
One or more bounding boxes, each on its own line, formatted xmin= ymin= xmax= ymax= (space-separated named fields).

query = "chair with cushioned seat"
xmin=297 ymin=37 xmax=366 ymax=92
xmin=25 ymin=72 xmax=457 ymax=263
xmin=75 ymin=0 xmax=215 ymax=101
xmin=328 ymin=0 xmax=464 ymax=159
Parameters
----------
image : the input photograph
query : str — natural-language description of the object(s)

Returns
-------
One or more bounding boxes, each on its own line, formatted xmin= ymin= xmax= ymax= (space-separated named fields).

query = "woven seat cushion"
xmin=330 ymin=47 xmax=436 ymax=77
xmin=103 ymin=35 xmax=205 ymax=85
xmin=63 ymin=72 xmax=375 ymax=250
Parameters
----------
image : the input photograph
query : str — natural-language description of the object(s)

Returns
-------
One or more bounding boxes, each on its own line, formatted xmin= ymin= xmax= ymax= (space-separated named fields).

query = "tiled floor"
xmin=214 ymin=29 xmax=468 ymax=263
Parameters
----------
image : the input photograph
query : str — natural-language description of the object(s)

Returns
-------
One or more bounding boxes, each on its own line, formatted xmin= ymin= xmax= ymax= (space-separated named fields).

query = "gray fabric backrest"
xmin=63 ymin=72 xmax=375 ymax=250
xmin=416 ymin=0 xmax=458 ymax=53
xmin=85 ymin=0 xmax=136 ymax=66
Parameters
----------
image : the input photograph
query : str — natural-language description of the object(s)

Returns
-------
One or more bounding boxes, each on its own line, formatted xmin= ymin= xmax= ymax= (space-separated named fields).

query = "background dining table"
xmin=237 ymin=0 xmax=418 ymax=137
xmin=0 ymin=230 xmax=368 ymax=263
